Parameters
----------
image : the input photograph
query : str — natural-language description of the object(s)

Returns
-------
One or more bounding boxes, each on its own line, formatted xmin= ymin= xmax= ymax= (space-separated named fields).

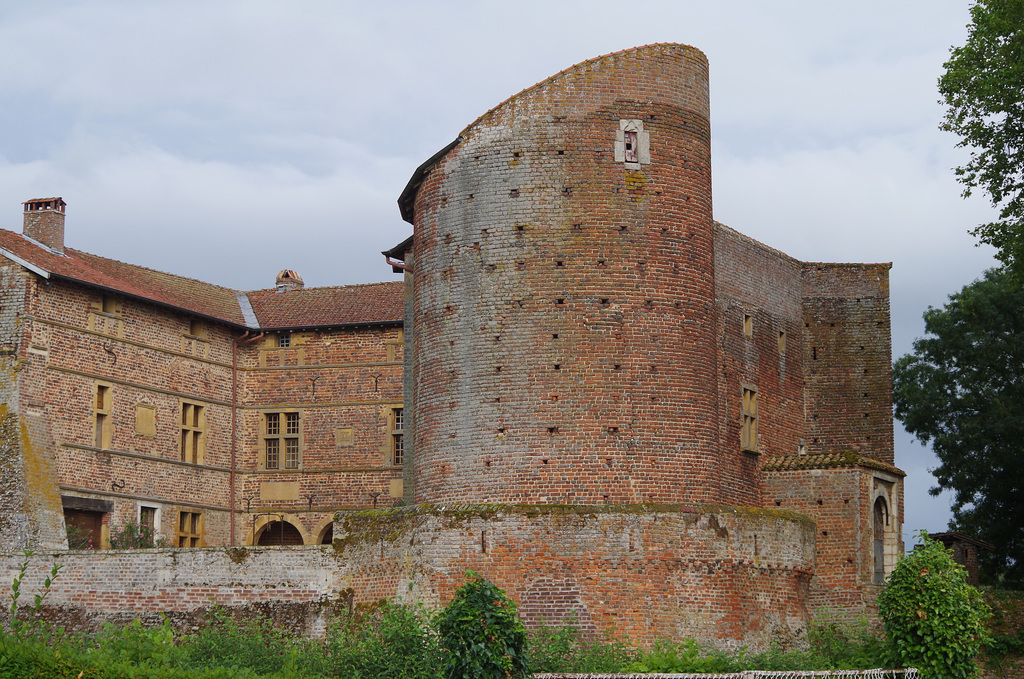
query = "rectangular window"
xmin=139 ymin=506 xmax=157 ymax=530
xmin=180 ymin=401 xmax=206 ymax=464
xmin=188 ymin=318 xmax=207 ymax=338
xmin=743 ymin=313 xmax=753 ymax=339
xmin=741 ymin=387 xmax=758 ymax=452
xmin=778 ymin=330 xmax=787 ymax=354
xmin=392 ymin=407 xmax=404 ymax=466
xmin=101 ymin=294 xmax=117 ymax=315
xmin=94 ymin=383 xmax=112 ymax=449
xmin=277 ymin=332 xmax=291 ymax=348
xmin=264 ymin=411 xmax=301 ymax=469
xmin=177 ymin=511 xmax=202 ymax=547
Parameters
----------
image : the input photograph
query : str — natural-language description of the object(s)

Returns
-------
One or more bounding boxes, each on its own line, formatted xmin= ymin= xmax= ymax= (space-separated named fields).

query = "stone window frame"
xmin=135 ymin=403 xmax=157 ymax=438
xmin=93 ymin=381 xmax=113 ymax=450
xmin=871 ymin=477 xmax=900 ymax=585
xmin=390 ymin=406 xmax=405 ymax=466
xmin=277 ymin=332 xmax=291 ymax=348
xmin=179 ymin=399 xmax=207 ymax=464
xmin=261 ymin=408 xmax=303 ymax=471
xmin=176 ymin=510 xmax=203 ymax=547
xmin=137 ymin=502 xmax=161 ymax=537
xmin=743 ymin=313 xmax=753 ymax=339
xmin=740 ymin=384 xmax=759 ymax=453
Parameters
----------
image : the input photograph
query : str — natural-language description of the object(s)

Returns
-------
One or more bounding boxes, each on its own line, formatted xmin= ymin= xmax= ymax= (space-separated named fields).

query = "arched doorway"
xmin=256 ymin=520 xmax=304 ymax=546
xmin=873 ymin=496 xmax=889 ymax=584
xmin=319 ymin=523 xmax=333 ymax=544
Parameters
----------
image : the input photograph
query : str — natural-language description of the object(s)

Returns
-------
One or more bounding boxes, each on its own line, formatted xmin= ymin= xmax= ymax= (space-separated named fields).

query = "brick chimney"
xmin=275 ymin=269 xmax=304 ymax=292
xmin=23 ymin=197 xmax=66 ymax=254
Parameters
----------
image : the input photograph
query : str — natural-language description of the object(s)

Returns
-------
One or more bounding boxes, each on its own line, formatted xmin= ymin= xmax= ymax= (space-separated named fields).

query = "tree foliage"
xmin=939 ymin=0 xmax=1024 ymax=269
xmin=878 ymin=533 xmax=990 ymax=679
xmin=436 ymin=572 xmax=530 ymax=679
xmin=893 ymin=268 xmax=1024 ymax=582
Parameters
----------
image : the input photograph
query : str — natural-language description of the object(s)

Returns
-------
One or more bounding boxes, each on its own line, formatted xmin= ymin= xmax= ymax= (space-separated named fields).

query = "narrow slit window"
xmin=391 ymin=407 xmax=404 ymax=466
xmin=741 ymin=387 xmax=758 ymax=452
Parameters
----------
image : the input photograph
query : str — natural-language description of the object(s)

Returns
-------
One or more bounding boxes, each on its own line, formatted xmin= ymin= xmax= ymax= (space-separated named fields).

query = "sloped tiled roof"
xmin=247 ymin=282 xmax=404 ymax=328
xmin=762 ymin=451 xmax=905 ymax=476
xmin=0 ymin=229 xmax=403 ymax=330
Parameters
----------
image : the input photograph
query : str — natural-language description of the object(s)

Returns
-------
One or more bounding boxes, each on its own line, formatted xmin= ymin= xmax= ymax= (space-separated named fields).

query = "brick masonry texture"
xmin=0 ymin=504 xmax=816 ymax=650
xmin=400 ymin=43 xmax=904 ymax=625
xmin=0 ymin=43 xmax=905 ymax=648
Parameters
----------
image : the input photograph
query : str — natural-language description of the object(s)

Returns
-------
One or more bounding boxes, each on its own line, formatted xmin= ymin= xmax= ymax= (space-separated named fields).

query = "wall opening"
xmin=873 ymin=496 xmax=889 ymax=584
xmin=256 ymin=520 xmax=304 ymax=546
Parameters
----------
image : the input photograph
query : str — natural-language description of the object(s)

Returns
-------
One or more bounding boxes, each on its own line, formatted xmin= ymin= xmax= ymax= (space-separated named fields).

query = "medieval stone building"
xmin=0 ymin=197 xmax=405 ymax=551
xmin=0 ymin=43 xmax=904 ymax=649
xmin=370 ymin=42 xmax=904 ymax=637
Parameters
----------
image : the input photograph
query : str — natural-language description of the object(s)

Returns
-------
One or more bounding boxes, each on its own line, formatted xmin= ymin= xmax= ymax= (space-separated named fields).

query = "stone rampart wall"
xmin=1 ymin=503 xmax=816 ymax=650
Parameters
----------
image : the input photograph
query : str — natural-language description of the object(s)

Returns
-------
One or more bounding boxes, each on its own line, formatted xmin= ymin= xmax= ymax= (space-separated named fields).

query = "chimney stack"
xmin=275 ymin=269 xmax=304 ymax=292
xmin=23 ymin=197 xmax=66 ymax=254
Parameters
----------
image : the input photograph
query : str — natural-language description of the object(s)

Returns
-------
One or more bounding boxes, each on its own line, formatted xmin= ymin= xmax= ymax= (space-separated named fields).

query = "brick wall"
xmin=411 ymin=44 xmax=738 ymax=506
xmin=0 ymin=502 xmax=816 ymax=650
xmin=802 ymin=264 xmax=894 ymax=462
xmin=0 ymin=262 xmax=404 ymax=551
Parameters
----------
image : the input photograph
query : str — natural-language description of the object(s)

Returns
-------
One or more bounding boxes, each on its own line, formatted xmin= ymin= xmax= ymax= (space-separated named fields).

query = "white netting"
xmin=534 ymin=670 xmax=920 ymax=679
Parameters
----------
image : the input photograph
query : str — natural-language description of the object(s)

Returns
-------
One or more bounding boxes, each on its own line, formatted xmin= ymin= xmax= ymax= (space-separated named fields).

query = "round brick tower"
xmin=405 ymin=44 xmax=726 ymax=505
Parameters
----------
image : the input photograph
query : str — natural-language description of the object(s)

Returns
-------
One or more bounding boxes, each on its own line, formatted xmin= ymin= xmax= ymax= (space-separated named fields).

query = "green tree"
xmin=436 ymin=572 xmax=530 ymax=679
xmin=939 ymin=0 xmax=1024 ymax=269
xmin=893 ymin=268 xmax=1024 ymax=583
xmin=878 ymin=533 xmax=990 ymax=679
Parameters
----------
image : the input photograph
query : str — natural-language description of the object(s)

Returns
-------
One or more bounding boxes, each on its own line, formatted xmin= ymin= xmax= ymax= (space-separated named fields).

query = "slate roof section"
xmin=246 ymin=282 xmax=404 ymax=329
xmin=762 ymin=451 xmax=905 ymax=476
xmin=0 ymin=228 xmax=404 ymax=330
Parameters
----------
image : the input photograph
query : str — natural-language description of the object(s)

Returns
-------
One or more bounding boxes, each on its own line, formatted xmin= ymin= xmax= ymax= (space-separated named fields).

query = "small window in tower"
xmin=778 ymin=330 xmax=787 ymax=354
xmin=278 ymin=332 xmax=291 ymax=348
xmin=741 ymin=387 xmax=758 ymax=453
xmin=624 ymin=130 xmax=638 ymax=163
xmin=743 ymin=314 xmax=753 ymax=339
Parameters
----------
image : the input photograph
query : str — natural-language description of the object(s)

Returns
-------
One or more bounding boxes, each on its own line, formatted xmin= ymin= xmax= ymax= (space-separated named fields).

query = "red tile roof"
xmin=762 ymin=451 xmax=904 ymax=476
xmin=0 ymin=229 xmax=403 ymax=329
xmin=246 ymin=282 xmax=404 ymax=328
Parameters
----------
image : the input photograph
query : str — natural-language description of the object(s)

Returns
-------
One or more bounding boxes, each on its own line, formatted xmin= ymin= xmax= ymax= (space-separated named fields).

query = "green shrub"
xmin=878 ymin=532 xmax=991 ymax=678
xmin=108 ymin=520 xmax=168 ymax=550
xmin=178 ymin=607 xmax=306 ymax=676
xmin=324 ymin=602 xmax=442 ymax=678
xmin=527 ymin=617 xmax=635 ymax=673
xmin=625 ymin=638 xmax=740 ymax=674
xmin=436 ymin=572 xmax=529 ymax=679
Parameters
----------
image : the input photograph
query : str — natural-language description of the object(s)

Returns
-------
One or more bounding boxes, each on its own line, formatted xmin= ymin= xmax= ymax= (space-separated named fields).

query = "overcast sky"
xmin=0 ymin=0 xmax=999 ymax=547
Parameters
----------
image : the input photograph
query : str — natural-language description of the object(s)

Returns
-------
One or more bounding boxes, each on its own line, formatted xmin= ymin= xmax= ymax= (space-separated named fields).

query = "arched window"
xmin=256 ymin=520 xmax=304 ymax=546
xmin=873 ymin=496 xmax=889 ymax=584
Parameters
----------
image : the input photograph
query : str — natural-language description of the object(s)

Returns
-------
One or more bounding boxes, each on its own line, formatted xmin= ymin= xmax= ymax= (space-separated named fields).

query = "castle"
xmin=0 ymin=44 xmax=903 ymax=648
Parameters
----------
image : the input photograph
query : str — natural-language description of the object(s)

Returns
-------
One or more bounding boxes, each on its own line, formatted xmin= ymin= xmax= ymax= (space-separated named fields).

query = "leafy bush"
xmin=878 ymin=532 xmax=991 ymax=679
xmin=324 ymin=602 xmax=442 ymax=678
xmin=527 ymin=617 xmax=635 ymax=673
xmin=178 ymin=607 xmax=306 ymax=676
xmin=66 ymin=524 xmax=95 ymax=550
xmin=436 ymin=572 xmax=530 ymax=679
xmin=108 ymin=520 xmax=167 ymax=549
xmin=624 ymin=637 xmax=740 ymax=674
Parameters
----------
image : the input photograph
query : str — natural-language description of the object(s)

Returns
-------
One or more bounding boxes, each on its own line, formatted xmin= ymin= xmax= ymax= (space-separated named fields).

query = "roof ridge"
xmin=66 ymin=243 xmax=240 ymax=294
xmin=244 ymin=280 xmax=403 ymax=295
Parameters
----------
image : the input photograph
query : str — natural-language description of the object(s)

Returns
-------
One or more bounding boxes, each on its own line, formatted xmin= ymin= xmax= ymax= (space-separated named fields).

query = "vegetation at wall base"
xmin=435 ymin=571 xmax=531 ymax=679
xmin=878 ymin=532 xmax=991 ymax=679
xmin=0 ymin=563 xmax=1009 ymax=678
